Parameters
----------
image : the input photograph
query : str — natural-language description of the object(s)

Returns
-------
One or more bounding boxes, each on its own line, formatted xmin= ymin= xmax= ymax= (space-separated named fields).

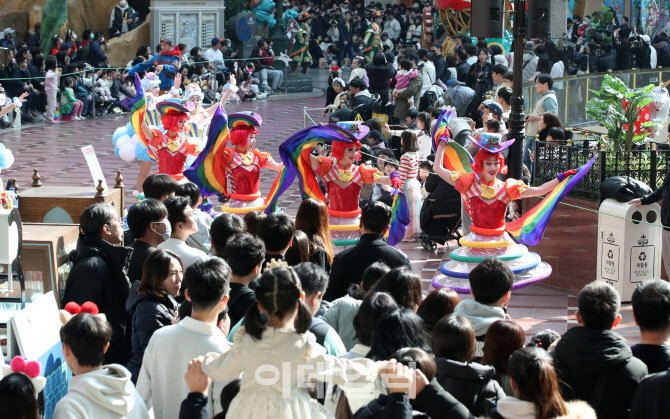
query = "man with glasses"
xmin=126 ymin=199 xmax=169 ymax=284
xmin=61 ymin=203 xmax=134 ymax=365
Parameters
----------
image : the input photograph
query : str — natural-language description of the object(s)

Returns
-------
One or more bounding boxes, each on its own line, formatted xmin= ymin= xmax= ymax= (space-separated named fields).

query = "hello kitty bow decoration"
xmin=59 ymin=301 xmax=106 ymax=325
xmin=0 ymin=356 xmax=47 ymax=394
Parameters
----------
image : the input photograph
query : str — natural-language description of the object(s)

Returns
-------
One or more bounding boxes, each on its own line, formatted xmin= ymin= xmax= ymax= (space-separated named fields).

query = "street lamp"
xmin=507 ymin=0 xmax=526 ymax=187
xmin=270 ymin=0 xmax=288 ymax=55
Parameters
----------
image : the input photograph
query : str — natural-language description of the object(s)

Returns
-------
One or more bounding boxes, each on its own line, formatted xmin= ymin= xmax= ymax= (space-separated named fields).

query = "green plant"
xmin=584 ymin=5 xmax=613 ymax=43
xmin=585 ymin=75 xmax=662 ymax=151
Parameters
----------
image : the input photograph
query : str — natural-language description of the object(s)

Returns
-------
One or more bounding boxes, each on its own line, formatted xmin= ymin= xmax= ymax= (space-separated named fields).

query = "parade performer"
xmin=289 ymin=12 xmax=312 ymax=73
xmin=363 ymin=12 xmax=383 ymax=63
xmin=126 ymin=35 xmax=181 ymax=92
xmin=114 ymin=73 xmax=181 ymax=191
xmin=430 ymin=109 xmax=595 ymax=292
xmin=266 ymin=122 xmax=409 ymax=247
xmin=137 ymin=99 xmax=200 ymax=181
xmin=184 ymin=92 xmax=285 ymax=214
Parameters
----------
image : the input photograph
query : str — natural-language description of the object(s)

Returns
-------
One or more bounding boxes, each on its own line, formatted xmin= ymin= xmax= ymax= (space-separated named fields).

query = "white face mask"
xmin=155 ymin=220 xmax=172 ymax=242
xmin=119 ymin=1 xmax=127 ymax=7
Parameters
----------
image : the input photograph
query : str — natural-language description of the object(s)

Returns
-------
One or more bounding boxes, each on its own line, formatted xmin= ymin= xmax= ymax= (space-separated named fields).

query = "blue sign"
xmin=236 ymin=17 xmax=251 ymax=42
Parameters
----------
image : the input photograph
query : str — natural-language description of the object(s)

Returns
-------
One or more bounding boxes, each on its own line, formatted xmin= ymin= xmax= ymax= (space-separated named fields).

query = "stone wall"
xmin=106 ymin=20 xmax=150 ymax=67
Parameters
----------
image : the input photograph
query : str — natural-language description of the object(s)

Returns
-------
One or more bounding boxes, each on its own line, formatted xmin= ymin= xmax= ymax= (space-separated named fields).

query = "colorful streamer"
xmin=129 ymin=78 xmax=155 ymax=161
xmin=384 ymin=190 xmax=410 ymax=246
xmin=183 ymin=104 xmax=230 ymax=197
xmin=265 ymin=125 xmax=356 ymax=214
xmin=431 ymin=108 xmax=457 ymax=152
xmin=506 ymin=156 xmax=597 ymax=246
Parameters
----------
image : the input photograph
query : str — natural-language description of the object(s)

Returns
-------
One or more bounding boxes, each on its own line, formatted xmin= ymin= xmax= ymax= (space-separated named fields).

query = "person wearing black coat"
xmin=613 ymin=36 xmax=633 ymax=70
xmin=337 ymin=12 xmax=356 ymax=67
xmin=434 ymin=358 xmax=505 ymax=417
xmin=573 ymin=42 xmax=598 ymax=73
xmin=629 ymin=369 xmax=670 ymax=419
xmin=326 ymin=202 xmax=411 ymax=301
xmin=596 ymin=46 xmax=616 ymax=73
xmin=554 ymin=329 xmax=647 ymax=419
xmin=61 ymin=204 xmax=133 ymax=366
xmin=125 ymin=280 xmax=178 ymax=383
xmin=352 ymin=379 xmax=474 ymax=419
xmin=366 ymin=53 xmax=395 ymax=104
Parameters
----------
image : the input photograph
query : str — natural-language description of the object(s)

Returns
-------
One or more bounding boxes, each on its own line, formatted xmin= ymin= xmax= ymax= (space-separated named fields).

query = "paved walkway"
xmin=0 ymin=69 xmax=639 ymax=343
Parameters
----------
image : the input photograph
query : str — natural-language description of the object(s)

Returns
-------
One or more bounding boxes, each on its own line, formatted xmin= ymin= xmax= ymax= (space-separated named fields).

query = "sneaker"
xmin=46 ymin=118 xmax=59 ymax=124
xmin=257 ymin=93 xmax=267 ymax=100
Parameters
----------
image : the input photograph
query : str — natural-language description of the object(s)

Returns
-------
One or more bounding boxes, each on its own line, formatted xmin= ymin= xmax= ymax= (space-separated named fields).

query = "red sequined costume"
xmin=221 ymin=148 xmax=273 ymax=198
xmin=452 ymin=172 xmax=526 ymax=230
xmin=149 ymin=129 xmax=200 ymax=180
xmin=315 ymin=156 xmax=381 ymax=213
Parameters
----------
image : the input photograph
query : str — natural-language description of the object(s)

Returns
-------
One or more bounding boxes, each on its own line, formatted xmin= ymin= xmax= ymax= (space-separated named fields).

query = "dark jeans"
xmin=337 ymin=43 xmax=355 ymax=66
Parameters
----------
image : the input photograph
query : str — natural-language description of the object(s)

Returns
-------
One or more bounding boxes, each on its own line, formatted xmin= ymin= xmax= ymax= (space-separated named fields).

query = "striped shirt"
xmin=398 ymin=152 xmax=419 ymax=189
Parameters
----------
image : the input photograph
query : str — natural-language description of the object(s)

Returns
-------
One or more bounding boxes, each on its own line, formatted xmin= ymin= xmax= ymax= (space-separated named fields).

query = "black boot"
xmin=290 ymin=62 xmax=298 ymax=72
xmin=302 ymin=63 xmax=309 ymax=74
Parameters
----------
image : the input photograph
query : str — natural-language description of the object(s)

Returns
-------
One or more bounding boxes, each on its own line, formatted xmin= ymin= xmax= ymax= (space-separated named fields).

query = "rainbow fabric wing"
xmin=384 ymin=190 xmax=410 ymax=246
xmin=129 ymin=76 xmax=155 ymax=161
xmin=183 ymin=104 xmax=230 ymax=197
xmin=265 ymin=125 xmax=354 ymax=214
xmin=121 ymin=73 xmax=144 ymax=110
xmin=432 ymin=108 xmax=457 ymax=151
xmin=506 ymin=156 xmax=597 ymax=246
xmin=441 ymin=140 xmax=474 ymax=174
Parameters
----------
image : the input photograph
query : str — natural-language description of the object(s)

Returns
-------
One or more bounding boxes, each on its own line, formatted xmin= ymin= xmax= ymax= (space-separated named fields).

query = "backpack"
xmin=419 ymin=85 xmax=443 ymax=112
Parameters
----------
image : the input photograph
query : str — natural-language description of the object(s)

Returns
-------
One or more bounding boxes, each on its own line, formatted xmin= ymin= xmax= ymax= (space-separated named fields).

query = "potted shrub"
xmin=585 ymin=74 xmax=662 ymax=151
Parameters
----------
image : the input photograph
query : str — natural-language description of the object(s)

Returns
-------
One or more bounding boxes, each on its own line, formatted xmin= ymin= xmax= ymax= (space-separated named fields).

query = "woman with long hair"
xmin=126 ymin=249 xmax=183 ymax=383
xmin=284 ymin=230 xmax=311 ymax=266
xmin=481 ymin=319 xmax=525 ymax=395
xmin=295 ymin=198 xmax=334 ymax=271
xmin=495 ymin=347 xmax=596 ymax=419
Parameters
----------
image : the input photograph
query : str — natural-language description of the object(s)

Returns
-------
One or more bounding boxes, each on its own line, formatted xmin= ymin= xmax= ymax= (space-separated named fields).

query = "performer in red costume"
xmin=435 ymin=133 xmax=576 ymax=237
xmin=219 ymin=112 xmax=285 ymax=212
xmin=308 ymin=123 xmax=402 ymax=245
xmin=140 ymin=99 xmax=201 ymax=181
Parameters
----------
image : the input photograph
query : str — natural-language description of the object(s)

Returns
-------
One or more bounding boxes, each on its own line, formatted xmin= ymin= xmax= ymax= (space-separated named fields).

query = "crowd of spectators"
xmin=4 ymin=179 xmax=668 ymax=418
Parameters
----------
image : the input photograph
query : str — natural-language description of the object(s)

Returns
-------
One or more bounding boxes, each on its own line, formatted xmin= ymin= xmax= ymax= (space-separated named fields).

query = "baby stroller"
xmin=419 ymin=198 xmax=462 ymax=252
xmin=419 ymin=175 xmax=463 ymax=252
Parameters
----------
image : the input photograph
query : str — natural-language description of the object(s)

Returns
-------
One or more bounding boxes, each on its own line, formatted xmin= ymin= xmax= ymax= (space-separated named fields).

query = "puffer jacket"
xmin=125 ymin=281 xmax=178 ymax=383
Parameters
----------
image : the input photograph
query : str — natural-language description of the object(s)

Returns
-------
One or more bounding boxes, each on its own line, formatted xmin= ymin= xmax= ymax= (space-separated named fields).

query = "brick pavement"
xmin=0 ymin=74 xmax=639 ymax=343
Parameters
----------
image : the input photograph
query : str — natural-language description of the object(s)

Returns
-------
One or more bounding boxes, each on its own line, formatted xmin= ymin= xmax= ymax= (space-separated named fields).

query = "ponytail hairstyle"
xmin=244 ymin=267 xmax=312 ymax=340
xmin=472 ymin=149 xmax=507 ymax=175
xmin=508 ymin=347 xmax=568 ymax=419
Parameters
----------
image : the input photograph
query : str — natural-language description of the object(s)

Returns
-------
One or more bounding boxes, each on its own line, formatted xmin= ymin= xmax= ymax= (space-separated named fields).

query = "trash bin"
xmin=597 ymin=198 xmax=663 ymax=302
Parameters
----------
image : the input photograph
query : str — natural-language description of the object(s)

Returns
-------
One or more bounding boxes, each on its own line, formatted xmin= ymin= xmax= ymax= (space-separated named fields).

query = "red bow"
xmin=10 ymin=356 xmax=41 ymax=378
xmin=64 ymin=301 xmax=100 ymax=316
xmin=331 ymin=66 xmax=340 ymax=71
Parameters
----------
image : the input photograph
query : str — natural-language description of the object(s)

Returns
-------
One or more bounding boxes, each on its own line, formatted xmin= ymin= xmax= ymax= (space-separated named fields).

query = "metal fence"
xmin=533 ymin=140 xmax=669 ymax=201
xmin=520 ymin=68 xmax=670 ymax=128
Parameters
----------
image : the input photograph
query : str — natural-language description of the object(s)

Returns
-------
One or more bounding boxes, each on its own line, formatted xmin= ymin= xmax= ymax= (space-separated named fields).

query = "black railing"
xmin=532 ymin=141 xmax=669 ymax=201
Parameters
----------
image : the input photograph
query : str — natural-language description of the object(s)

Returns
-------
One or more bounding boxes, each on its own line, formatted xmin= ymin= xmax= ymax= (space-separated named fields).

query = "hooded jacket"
xmin=552 ymin=326 xmax=648 ymax=419
xmin=445 ymin=80 xmax=476 ymax=118
xmin=125 ymin=281 xmax=178 ymax=383
xmin=434 ymin=358 xmax=505 ymax=417
xmin=453 ymin=300 xmax=506 ymax=337
xmin=62 ymin=233 xmax=133 ymax=365
xmin=53 ymin=364 xmax=150 ymax=419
